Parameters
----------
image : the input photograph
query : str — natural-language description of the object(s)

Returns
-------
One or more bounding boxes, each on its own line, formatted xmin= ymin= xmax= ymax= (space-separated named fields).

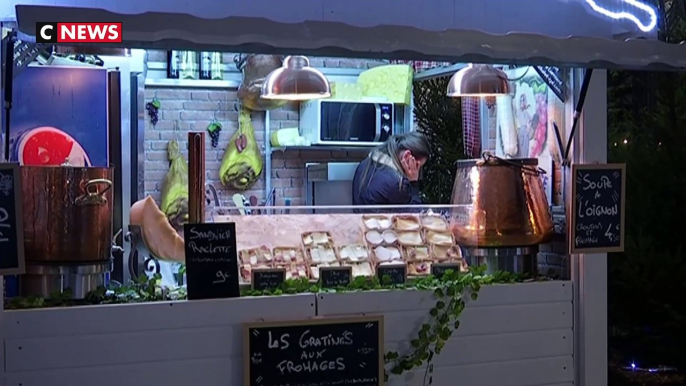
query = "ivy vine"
xmin=383 ymin=266 xmax=524 ymax=384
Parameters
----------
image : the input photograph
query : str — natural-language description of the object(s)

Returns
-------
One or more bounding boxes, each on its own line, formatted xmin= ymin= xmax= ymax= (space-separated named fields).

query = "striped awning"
xmin=15 ymin=5 xmax=686 ymax=71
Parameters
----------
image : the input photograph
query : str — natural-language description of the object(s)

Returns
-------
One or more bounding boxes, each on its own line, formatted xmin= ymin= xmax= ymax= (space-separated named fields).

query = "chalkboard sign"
xmin=244 ymin=315 xmax=384 ymax=386
xmin=431 ymin=263 xmax=461 ymax=279
xmin=252 ymin=268 xmax=286 ymax=291
xmin=533 ymin=66 xmax=566 ymax=102
xmin=320 ymin=266 xmax=352 ymax=288
xmin=571 ymin=164 xmax=626 ymax=253
xmin=0 ymin=163 xmax=25 ymax=275
xmin=376 ymin=263 xmax=406 ymax=285
xmin=183 ymin=222 xmax=240 ymax=300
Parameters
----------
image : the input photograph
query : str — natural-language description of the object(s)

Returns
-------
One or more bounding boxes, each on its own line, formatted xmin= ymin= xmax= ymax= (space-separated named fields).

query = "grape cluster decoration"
xmin=207 ymin=121 xmax=222 ymax=148
xmin=207 ymin=103 xmax=223 ymax=148
xmin=146 ymin=97 xmax=161 ymax=126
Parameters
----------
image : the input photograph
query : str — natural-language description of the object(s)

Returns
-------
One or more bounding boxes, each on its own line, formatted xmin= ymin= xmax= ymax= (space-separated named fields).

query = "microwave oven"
xmin=299 ymin=99 xmax=395 ymax=146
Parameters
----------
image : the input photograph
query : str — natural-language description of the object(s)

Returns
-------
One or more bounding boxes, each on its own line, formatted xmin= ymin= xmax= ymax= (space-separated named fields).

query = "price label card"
xmin=376 ymin=263 xmax=406 ymax=285
xmin=252 ymin=268 xmax=286 ymax=291
xmin=431 ymin=263 xmax=461 ymax=279
xmin=244 ymin=315 xmax=384 ymax=386
xmin=183 ymin=222 xmax=240 ymax=300
xmin=0 ymin=163 xmax=25 ymax=275
xmin=320 ymin=266 xmax=352 ymax=288
xmin=571 ymin=164 xmax=626 ymax=253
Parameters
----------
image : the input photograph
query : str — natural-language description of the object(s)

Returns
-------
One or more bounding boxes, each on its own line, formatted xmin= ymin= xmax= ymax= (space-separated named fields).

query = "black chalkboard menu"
xmin=183 ymin=222 xmax=240 ymax=300
xmin=0 ymin=163 xmax=25 ymax=275
xmin=533 ymin=66 xmax=566 ymax=102
xmin=244 ymin=315 xmax=384 ymax=386
xmin=376 ymin=263 xmax=406 ymax=285
xmin=252 ymin=268 xmax=286 ymax=291
xmin=431 ymin=263 xmax=461 ymax=279
xmin=320 ymin=266 xmax=352 ymax=288
xmin=571 ymin=164 xmax=626 ymax=253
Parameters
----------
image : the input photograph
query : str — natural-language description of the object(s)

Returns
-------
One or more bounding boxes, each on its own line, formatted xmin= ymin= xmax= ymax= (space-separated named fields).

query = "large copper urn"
xmin=449 ymin=153 xmax=553 ymax=248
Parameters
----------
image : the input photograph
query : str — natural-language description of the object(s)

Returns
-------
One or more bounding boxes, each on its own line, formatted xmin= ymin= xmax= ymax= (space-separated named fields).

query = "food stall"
xmin=0 ymin=0 xmax=683 ymax=385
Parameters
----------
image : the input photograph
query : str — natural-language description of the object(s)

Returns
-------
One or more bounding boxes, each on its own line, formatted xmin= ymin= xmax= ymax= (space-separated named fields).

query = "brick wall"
xmin=143 ymin=51 xmax=385 ymax=206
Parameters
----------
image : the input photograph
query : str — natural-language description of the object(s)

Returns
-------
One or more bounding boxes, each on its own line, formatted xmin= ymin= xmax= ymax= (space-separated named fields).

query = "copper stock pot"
xmin=449 ymin=153 xmax=553 ymax=248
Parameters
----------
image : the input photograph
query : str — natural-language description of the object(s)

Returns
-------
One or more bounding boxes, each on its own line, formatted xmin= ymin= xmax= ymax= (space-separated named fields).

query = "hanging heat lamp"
xmin=261 ymin=55 xmax=331 ymax=100
xmin=446 ymin=64 xmax=510 ymax=97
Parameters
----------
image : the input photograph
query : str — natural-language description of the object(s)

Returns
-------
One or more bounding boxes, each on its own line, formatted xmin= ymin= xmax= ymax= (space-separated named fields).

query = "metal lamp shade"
xmin=261 ymin=55 xmax=331 ymax=100
xmin=447 ymin=64 xmax=510 ymax=97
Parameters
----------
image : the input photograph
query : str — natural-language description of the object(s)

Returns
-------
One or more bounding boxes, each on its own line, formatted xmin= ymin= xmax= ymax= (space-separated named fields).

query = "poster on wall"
xmin=2 ymin=66 xmax=109 ymax=167
xmin=495 ymin=66 xmax=567 ymax=205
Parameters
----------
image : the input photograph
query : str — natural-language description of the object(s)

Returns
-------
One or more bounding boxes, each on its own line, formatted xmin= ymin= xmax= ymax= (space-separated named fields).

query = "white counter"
xmin=1 ymin=281 xmax=573 ymax=386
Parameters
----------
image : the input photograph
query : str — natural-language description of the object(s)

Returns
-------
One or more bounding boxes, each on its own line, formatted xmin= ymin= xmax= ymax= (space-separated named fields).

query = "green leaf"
xmin=454 ymin=320 xmax=461 ymax=329
xmin=385 ymin=351 xmax=399 ymax=360
xmin=391 ymin=366 xmax=404 ymax=375
xmin=429 ymin=334 xmax=438 ymax=343
xmin=434 ymin=288 xmax=444 ymax=297
xmin=439 ymin=327 xmax=452 ymax=340
xmin=438 ymin=313 xmax=449 ymax=325
xmin=403 ymin=360 xmax=414 ymax=370
xmin=470 ymin=292 xmax=478 ymax=301
xmin=384 ymin=373 xmax=389 ymax=382
xmin=411 ymin=339 xmax=421 ymax=348
xmin=429 ymin=307 xmax=438 ymax=316
xmin=436 ymin=301 xmax=445 ymax=310
xmin=447 ymin=286 xmax=457 ymax=297
xmin=420 ymin=351 xmax=429 ymax=360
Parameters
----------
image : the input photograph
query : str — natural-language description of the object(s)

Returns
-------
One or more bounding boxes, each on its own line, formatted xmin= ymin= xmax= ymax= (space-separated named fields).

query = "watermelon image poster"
xmin=2 ymin=66 xmax=109 ymax=167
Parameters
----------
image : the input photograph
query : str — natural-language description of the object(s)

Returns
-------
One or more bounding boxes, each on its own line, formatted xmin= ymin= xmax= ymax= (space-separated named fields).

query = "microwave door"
xmin=321 ymin=103 xmax=352 ymax=141
xmin=347 ymin=104 xmax=377 ymax=142
xmin=337 ymin=104 xmax=355 ymax=141
xmin=320 ymin=102 xmax=380 ymax=145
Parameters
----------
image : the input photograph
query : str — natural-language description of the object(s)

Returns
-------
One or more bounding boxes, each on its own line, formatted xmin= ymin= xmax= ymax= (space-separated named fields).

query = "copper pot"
xmin=449 ymin=154 xmax=553 ymax=247
xmin=21 ymin=166 xmax=114 ymax=263
xmin=236 ymin=54 xmax=289 ymax=111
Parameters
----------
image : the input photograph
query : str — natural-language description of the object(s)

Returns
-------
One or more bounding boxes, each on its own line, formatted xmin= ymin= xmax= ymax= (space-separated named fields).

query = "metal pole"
xmin=3 ymin=31 xmax=15 ymax=162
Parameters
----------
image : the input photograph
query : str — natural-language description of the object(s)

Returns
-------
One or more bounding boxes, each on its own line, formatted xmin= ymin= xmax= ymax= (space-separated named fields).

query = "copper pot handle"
xmin=75 ymin=178 xmax=113 ymax=206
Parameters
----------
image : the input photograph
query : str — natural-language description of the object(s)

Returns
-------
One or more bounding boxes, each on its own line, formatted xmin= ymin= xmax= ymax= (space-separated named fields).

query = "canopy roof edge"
xmin=15 ymin=5 xmax=686 ymax=71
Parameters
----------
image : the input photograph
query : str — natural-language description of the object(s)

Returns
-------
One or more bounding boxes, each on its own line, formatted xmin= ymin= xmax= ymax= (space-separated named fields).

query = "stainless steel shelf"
xmin=270 ymin=145 xmax=374 ymax=153
xmin=144 ymin=77 xmax=240 ymax=88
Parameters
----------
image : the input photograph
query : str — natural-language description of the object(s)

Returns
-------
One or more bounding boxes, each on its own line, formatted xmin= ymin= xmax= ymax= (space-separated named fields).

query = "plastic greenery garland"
xmin=382 ymin=265 xmax=522 ymax=384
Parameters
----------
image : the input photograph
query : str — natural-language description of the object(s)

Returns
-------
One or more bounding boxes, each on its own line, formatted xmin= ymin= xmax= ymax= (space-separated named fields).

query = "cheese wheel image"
xmin=18 ymin=126 xmax=92 ymax=166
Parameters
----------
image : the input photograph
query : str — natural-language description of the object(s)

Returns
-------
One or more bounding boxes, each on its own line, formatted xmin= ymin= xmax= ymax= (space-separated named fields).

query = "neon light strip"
xmin=584 ymin=0 xmax=657 ymax=32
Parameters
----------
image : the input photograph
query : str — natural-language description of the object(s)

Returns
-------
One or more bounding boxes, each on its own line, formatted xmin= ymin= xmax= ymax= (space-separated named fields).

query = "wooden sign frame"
xmin=0 ymin=163 xmax=25 ymax=275
xmin=250 ymin=267 xmax=286 ymax=290
xmin=319 ymin=265 xmax=353 ymax=288
xmin=243 ymin=315 xmax=385 ymax=386
xmin=570 ymin=163 xmax=626 ymax=254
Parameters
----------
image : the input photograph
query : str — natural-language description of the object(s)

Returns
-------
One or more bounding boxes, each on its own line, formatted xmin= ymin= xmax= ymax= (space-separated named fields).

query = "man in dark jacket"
xmin=351 ymin=132 xmax=430 ymax=213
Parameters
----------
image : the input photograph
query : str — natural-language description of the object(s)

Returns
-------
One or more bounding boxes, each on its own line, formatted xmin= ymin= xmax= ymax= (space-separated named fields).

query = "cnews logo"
xmin=36 ymin=22 xmax=122 ymax=43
